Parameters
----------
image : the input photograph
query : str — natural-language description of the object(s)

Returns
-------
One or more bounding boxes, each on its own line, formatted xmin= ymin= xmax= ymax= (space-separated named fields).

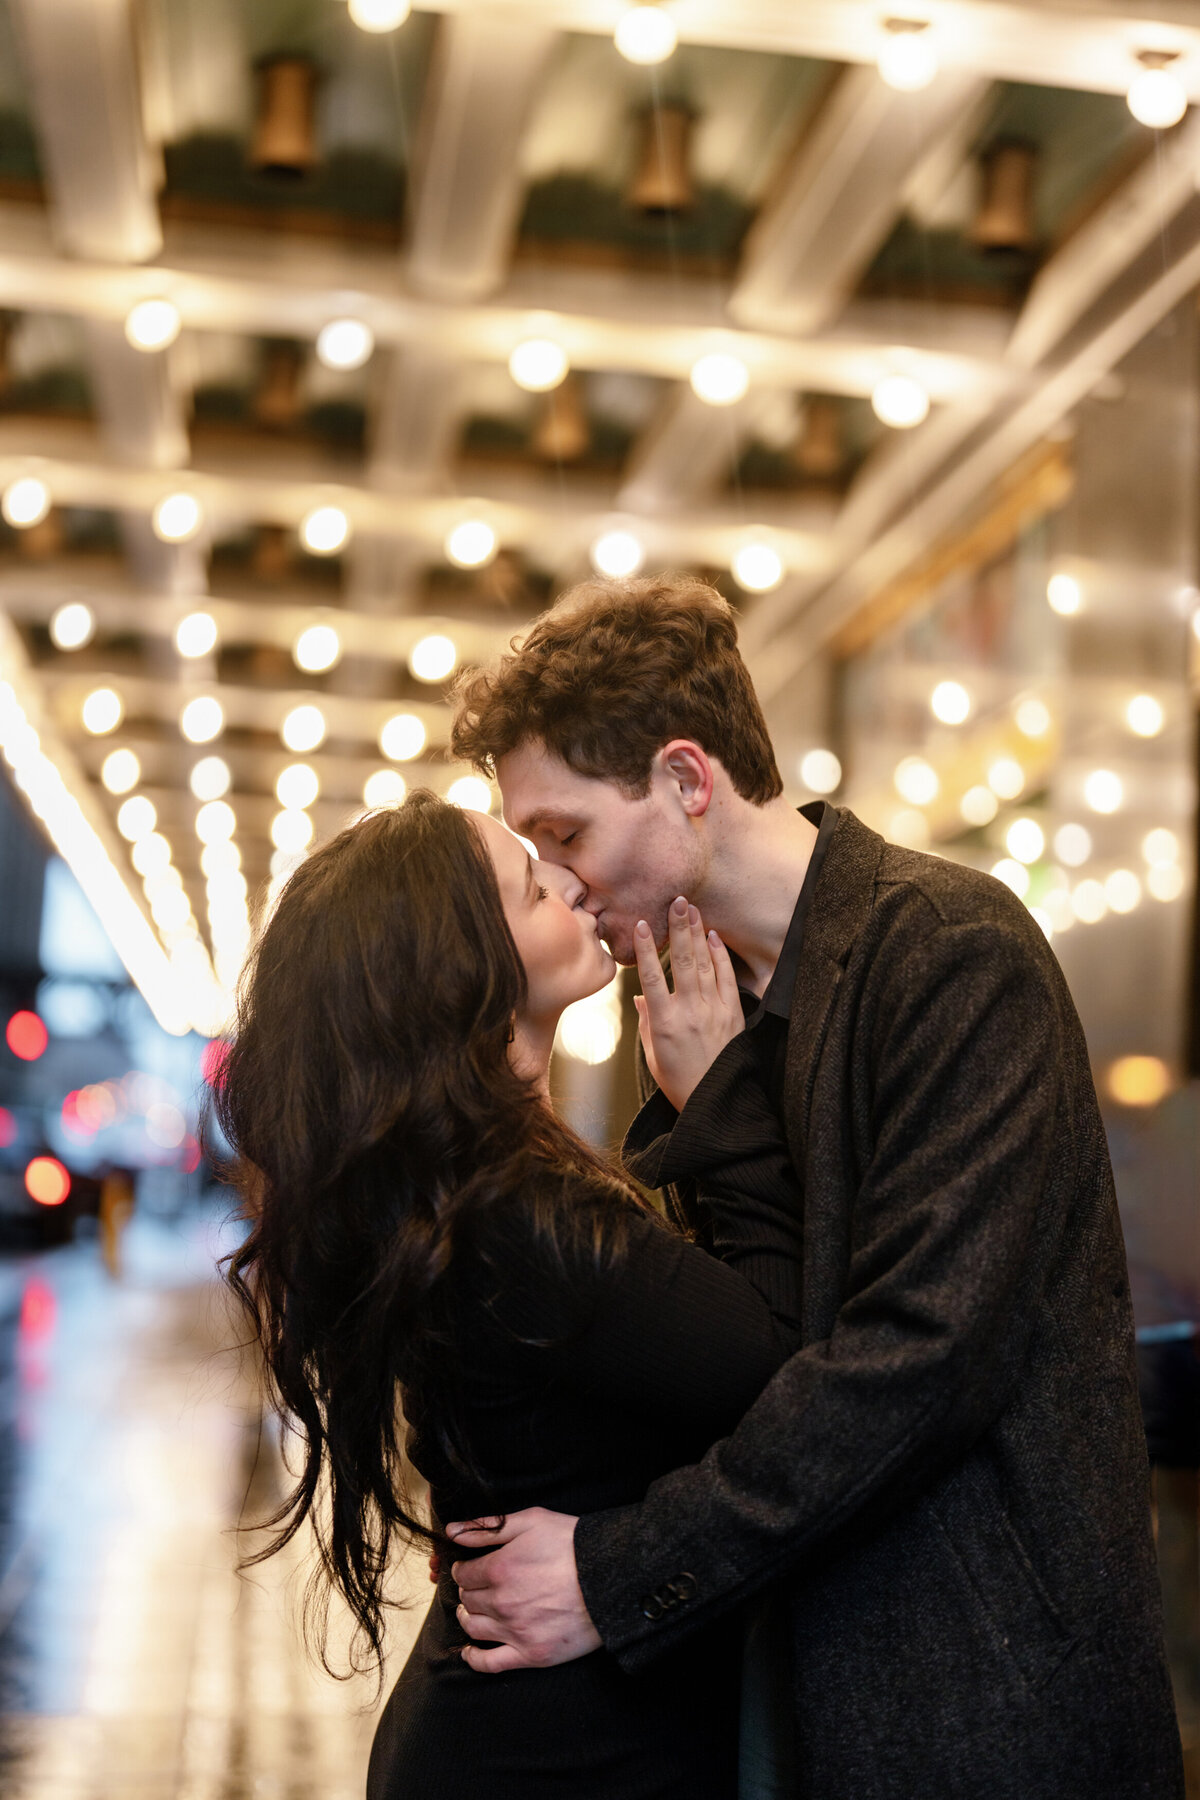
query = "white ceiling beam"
xmin=0 ymin=207 xmax=1010 ymax=407
xmin=731 ymin=63 xmax=989 ymax=337
xmin=406 ymin=12 xmax=560 ymax=302
xmin=617 ymin=388 xmax=783 ymax=514
xmin=400 ymin=1 xmax=1200 ymax=99
xmin=0 ymin=434 xmax=837 ymax=575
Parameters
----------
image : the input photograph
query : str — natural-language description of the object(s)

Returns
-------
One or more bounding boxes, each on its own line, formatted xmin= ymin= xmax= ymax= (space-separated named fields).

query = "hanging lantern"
xmin=972 ymin=139 xmax=1037 ymax=253
xmin=532 ymin=375 xmax=590 ymax=463
xmin=794 ymin=397 xmax=843 ymax=480
xmin=628 ymin=103 xmax=694 ymax=215
xmin=249 ymin=57 xmax=319 ymax=178
xmin=255 ymin=340 xmax=305 ymax=428
xmin=253 ymin=523 xmax=293 ymax=582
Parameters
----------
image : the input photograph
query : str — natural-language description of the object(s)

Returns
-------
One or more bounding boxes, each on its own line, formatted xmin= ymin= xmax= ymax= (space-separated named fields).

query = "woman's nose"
xmin=539 ymin=860 xmax=586 ymax=908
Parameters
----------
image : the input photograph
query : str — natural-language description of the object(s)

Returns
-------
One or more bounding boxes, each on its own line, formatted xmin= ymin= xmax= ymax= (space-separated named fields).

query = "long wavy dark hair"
xmin=211 ymin=792 xmax=643 ymax=1672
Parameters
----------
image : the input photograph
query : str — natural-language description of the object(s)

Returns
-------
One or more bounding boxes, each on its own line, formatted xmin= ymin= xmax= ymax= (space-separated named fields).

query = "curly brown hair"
xmin=450 ymin=572 xmax=783 ymax=804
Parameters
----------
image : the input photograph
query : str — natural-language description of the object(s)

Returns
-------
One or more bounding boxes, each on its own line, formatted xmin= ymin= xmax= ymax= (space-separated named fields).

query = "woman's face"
xmin=475 ymin=812 xmax=615 ymax=1024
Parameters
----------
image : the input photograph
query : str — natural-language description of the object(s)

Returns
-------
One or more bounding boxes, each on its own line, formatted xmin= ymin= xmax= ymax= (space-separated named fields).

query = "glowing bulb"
xmin=990 ymin=859 xmax=1030 ymax=899
xmin=300 ymin=506 xmax=350 ymax=555
xmin=1108 ymin=1054 xmax=1172 ymax=1108
xmin=379 ymin=712 xmax=425 ymax=761
xmin=201 ymin=840 xmax=240 ymax=877
xmin=82 ymin=688 xmax=122 ymax=735
xmin=1105 ymin=869 xmax=1142 ymax=914
xmin=799 ymin=749 xmax=841 ymax=794
xmin=894 ymin=756 xmax=939 ymax=806
xmin=410 ymin=634 xmax=457 ymax=683
xmin=445 ymin=518 xmax=496 ymax=568
xmin=590 ymin=529 xmax=644 ymax=578
xmin=1029 ymin=907 xmax=1054 ymax=943
xmin=930 ymin=680 xmax=970 ymax=725
xmin=1006 ymin=818 xmax=1044 ymax=864
xmin=101 ymin=748 xmax=139 ymax=794
xmin=151 ymin=886 xmax=191 ymax=931
xmin=1071 ymin=879 xmax=1107 ymax=924
xmin=152 ymin=492 xmax=201 ymax=543
xmin=557 ymin=986 xmax=622 ymax=1063
xmin=195 ymin=800 xmax=236 ymax=844
xmin=509 ymin=338 xmax=569 ymax=392
xmin=133 ymin=834 xmax=172 ymax=878
xmin=1149 ymin=864 xmax=1185 ymax=901
xmin=732 ymin=542 xmax=784 ymax=593
xmin=349 ymin=0 xmax=411 ymax=28
xmin=276 ymin=763 xmax=319 ymax=810
xmin=50 ymin=602 xmax=94 ymax=650
xmin=987 ymin=757 xmax=1024 ymax=800
xmin=878 ymin=22 xmax=938 ymax=92
xmin=1143 ymin=828 xmax=1180 ymax=868
xmin=294 ymin=624 xmax=341 ymax=673
xmin=1126 ymin=693 xmax=1164 ymax=737
xmin=871 ymin=375 xmax=929 ymax=429
xmin=447 ymin=775 xmax=492 ymax=814
xmin=281 ymin=704 xmax=325 ymax=753
xmin=364 ymin=768 xmax=407 ymax=808
xmin=1047 ymin=572 xmax=1081 ymax=615
xmin=1084 ymin=769 xmax=1123 ymax=814
xmin=614 ymin=5 xmax=677 ymax=65
xmin=1127 ymin=65 xmax=1187 ymax=130
xmin=690 ymin=352 xmax=749 ymax=406
xmin=2 ymin=476 xmax=51 ymax=528
xmin=960 ymin=786 xmax=998 ymax=827
xmin=271 ymin=808 xmax=314 ymax=853
xmin=316 ymin=318 xmax=374 ymax=371
xmin=176 ymin=612 xmax=217 ymax=658
xmin=124 ymin=298 xmax=181 ymax=352
xmin=888 ymin=809 xmax=930 ymax=849
xmin=180 ymin=696 xmax=223 ymax=744
xmin=190 ymin=755 xmax=230 ymax=801
xmin=1015 ymin=696 xmax=1051 ymax=738
xmin=1054 ymin=823 xmax=1092 ymax=868
xmin=116 ymin=796 xmax=156 ymax=842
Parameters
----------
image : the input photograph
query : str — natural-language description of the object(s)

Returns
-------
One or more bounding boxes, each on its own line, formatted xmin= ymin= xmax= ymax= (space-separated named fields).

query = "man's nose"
xmin=539 ymin=860 xmax=586 ymax=908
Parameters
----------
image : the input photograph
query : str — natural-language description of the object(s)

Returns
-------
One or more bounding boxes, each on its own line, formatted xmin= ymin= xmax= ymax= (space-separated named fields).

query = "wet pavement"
xmin=0 ymin=1206 xmax=428 ymax=1800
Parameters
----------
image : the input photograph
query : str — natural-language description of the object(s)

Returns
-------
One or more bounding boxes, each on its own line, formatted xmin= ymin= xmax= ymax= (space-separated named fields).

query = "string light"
xmin=281 ymin=704 xmax=325 ymax=753
xmin=349 ymin=0 xmax=411 ymax=29
xmin=152 ymin=493 xmax=202 ymax=543
xmin=591 ymin=529 xmax=644 ymax=578
xmin=990 ymin=858 xmax=1030 ymax=899
xmin=276 ymin=763 xmax=319 ymax=810
xmin=799 ymin=749 xmax=841 ymax=794
xmin=872 ymin=375 xmax=929 ymax=428
xmin=447 ymin=776 xmax=492 ymax=814
xmin=1105 ymin=870 xmax=1142 ymax=914
xmin=1054 ymin=823 xmax=1092 ymax=867
xmin=363 ymin=769 xmax=406 ymax=807
xmin=101 ymin=748 xmax=139 ymax=795
xmin=410 ymin=635 xmax=457 ymax=682
xmin=379 ymin=713 xmax=425 ymax=761
xmin=930 ymin=681 xmax=970 ymax=725
xmin=116 ymin=796 xmax=156 ymax=842
xmin=509 ymin=339 xmax=569 ymax=392
xmin=690 ymin=352 xmax=749 ymax=406
xmin=960 ymin=786 xmax=998 ymax=827
xmin=82 ymin=688 xmax=122 ymax=735
xmin=190 ymin=755 xmax=231 ymax=801
xmin=271 ymin=809 xmax=314 ymax=853
xmin=732 ymin=542 xmax=784 ymax=593
xmin=124 ymin=298 xmax=181 ymax=352
xmin=893 ymin=757 xmax=939 ymax=806
xmin=1047 ymin=573 xmax=1081 ymax=615
xmin=445 ymin=519 xmax=496 ymax=569
xmin=1126 ymin=694 xmax=1164 ymax=737
xmin=316 ymin=319 xmax=374 ymax=371
xmin=50 ymin=603 xmax=94 ymax=650
xmin=614 ymin=6 xmax=677 ymax=65
xmin=1127 ymin=55 xmax=1188 ymax=130
xmin=180 ymin=696 xmax=224 ymax=744
xmin=1084 ymin=769 xmax=1123 ymax=814
xmin=176 ymin=612 xmax=217 ymax=659
xmin=294 ymin=624 xmax=341 ymax=672
xmin=987 ymin=757 xmax=1024 ymax=800
xmin=1005 ymin=818 xmax=1044 ymax=864
xmin=878 ymin=20 xmax=938 ymax=91
xmin=300 ymin=506 xmax=350 ymax=555
xmin=1014 ymin=696 xmax=1052 ymax=738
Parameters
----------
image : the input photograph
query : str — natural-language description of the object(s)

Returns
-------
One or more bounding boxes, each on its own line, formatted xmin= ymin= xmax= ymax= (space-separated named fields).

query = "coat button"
xmin=673 ymin=1572 xmax=698 ymax=1601
xmin=641 ymin=1595 xmax=665 ymax=1620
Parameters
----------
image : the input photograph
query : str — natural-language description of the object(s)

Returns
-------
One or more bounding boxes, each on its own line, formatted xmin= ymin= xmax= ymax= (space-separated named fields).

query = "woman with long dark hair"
xmin=216 ymin=791 xmax=801 ymax=1799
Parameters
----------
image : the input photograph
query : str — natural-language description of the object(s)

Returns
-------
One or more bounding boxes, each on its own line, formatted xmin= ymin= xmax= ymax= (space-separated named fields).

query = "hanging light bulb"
xmin=591 ymin=529 xmax=644 ymax=578
xmin=445 ymin=519 xmax=496 ymax=569
xmin=190 ymin=755 xmax=231 ymax=802
xmin=2 ymin=476 xmax=51 ymax=528
xmin=180 ymin=696 xmax=224 ymax=744
xmin=50 ymin=602 xmax=94 ymax=650
xmin=101 ymin=748 xmax=139 ymax=795
xmin=690 ymin=352 xmax=749 ymax=407
xmin=82 ymin=688 xmax=122 ymax=735
xmin=410 ymin=635 xmax=457 ymax=683
xmin=316 ymin=319 xmax=375 ymax=371
xmin=276 ymin=763 xmax=319 ymax=810
xmin=124 ymin=298 xmax=181 ymax=352
xmin=281 ymin=704 xmax=326 ymax=753
xmin=1127 ymin=52 xmax=1188 ymax=130
xmin=349 ymin=0 xmax=411 ymax=27
xmin=872 ymin=374 xmax=930 ymax=428
xmin=176 ymin=612 xmax=218 ymax=659
xmin=509 ymin=339 xmax=569 ymax=393
xmin=379 ymin=713 xmax=425 ymax=762
xmin=300 ymin=506 xmax=350 ymax=555
xmin=152 ymin=493 xmax=202 ymax=543
xmin=614 ymin=5 xmax=677 ymax=65
xmin=732 ymin=542 xmax=784 ymax=593
xmin=364 ymin=768 xmax=407 ymax=807
xmin=293 ymin=624 xmax=342 ymax=673
xmin=877 ymin=19 xmax=938 ymax=92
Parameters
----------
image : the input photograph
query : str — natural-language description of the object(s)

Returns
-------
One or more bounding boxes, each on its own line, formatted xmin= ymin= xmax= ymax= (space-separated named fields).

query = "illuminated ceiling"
xmin=1 ymin=0 xmax=1199 ymax=1032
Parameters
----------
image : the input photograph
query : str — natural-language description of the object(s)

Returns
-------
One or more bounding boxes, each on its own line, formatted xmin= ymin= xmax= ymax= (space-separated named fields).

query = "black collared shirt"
xmin=738 ymin=799 xmax=838 ymax=1110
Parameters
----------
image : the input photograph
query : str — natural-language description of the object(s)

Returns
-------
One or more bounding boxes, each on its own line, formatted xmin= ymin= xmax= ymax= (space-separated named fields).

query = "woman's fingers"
xmin=633 ymin=919 xmax=667 ymax=1017
xmin=667 ymin=896 xmax=698 ymax=996
xmin=689 ymin=904 xmax=716 ymax=990
xmin=707 ymin=929 xmax=741 ymax=1012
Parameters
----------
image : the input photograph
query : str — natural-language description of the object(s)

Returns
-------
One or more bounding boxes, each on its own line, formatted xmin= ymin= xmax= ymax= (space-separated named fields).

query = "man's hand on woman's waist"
xmin=447 ymin=1507 xmax=600 ymax=1672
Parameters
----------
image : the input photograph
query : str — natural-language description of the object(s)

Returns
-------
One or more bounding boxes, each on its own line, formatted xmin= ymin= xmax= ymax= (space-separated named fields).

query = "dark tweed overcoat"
xmin=574 ymin=807 xmax=1184 ymax=1799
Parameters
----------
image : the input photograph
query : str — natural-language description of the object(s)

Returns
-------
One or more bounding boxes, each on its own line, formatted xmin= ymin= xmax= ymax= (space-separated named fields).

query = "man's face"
xmin=496 ymin=740 xmax=703 ymax=965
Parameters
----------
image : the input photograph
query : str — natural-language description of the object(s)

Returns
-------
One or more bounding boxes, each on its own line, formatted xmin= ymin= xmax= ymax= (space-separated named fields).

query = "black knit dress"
xmin=367 ymin=1076 xmax=802 ymax=1800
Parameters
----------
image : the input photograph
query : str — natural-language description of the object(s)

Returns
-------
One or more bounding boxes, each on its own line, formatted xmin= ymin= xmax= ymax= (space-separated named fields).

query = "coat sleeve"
xmin=574 ymin=917 xmax=1075 ymax=1670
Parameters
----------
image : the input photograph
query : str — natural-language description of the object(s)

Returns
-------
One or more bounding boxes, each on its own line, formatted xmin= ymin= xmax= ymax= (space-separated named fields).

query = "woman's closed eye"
xmin=535 ymin=883 xmax=549 ymax=901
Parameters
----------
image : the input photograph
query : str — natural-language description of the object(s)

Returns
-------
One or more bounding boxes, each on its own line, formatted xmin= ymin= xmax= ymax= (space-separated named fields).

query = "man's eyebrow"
xmin=516 ymin=806 xmax=577 ymax=836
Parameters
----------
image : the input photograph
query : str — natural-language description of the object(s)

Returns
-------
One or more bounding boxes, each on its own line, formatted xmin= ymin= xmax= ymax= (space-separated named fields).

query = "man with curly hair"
xmin=442 ymin=572 xmax=1182 ymax=1800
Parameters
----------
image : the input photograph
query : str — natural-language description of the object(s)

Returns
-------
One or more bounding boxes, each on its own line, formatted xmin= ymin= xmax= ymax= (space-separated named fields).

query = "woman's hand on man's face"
xmin=633 ymin=898 xmax=744 ymax=1114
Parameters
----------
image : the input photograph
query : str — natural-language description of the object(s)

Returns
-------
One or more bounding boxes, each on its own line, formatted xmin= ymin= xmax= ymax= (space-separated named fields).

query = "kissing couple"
xmin=218 ymin=573 xmax=1182 ymax=1799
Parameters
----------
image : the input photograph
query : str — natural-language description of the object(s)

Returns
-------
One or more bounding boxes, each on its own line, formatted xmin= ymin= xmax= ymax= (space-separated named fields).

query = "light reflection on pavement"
xmin=0 ymin=1206 xmax=429 ymax=1799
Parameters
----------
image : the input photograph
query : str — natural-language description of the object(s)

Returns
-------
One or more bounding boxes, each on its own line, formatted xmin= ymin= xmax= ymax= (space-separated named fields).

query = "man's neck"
xmin=698 ymin=798 xmax=820 ymax=998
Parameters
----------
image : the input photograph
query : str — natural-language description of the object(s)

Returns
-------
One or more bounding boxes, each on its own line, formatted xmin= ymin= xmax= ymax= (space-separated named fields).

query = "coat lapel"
xmin=782 ymin=809 xmax=885 ymax=1175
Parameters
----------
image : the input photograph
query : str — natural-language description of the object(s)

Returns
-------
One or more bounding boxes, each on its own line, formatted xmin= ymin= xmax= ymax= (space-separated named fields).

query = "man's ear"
xmin=659 ymin=740 xmax=714 ymax=817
